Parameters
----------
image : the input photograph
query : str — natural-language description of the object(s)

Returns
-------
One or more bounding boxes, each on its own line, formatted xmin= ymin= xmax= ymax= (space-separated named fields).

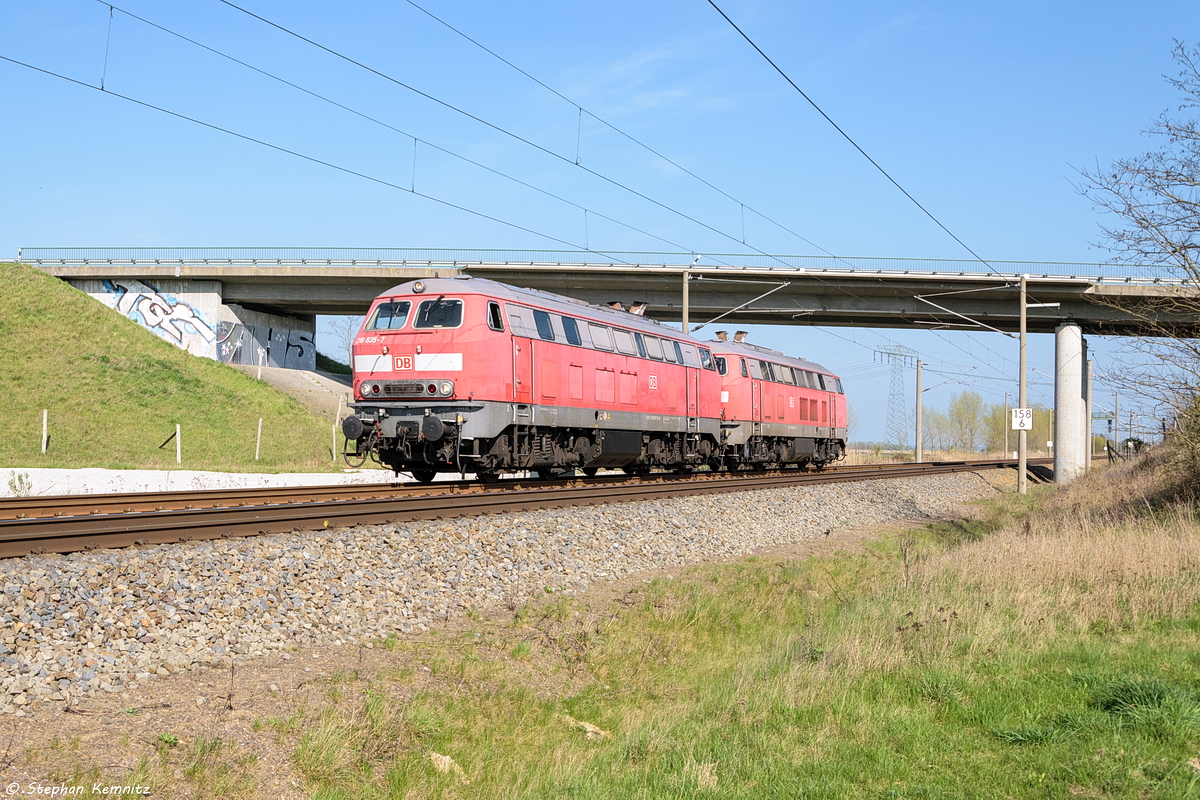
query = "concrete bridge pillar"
xmin=1054 ymin=323 xmax=1087 ymax=483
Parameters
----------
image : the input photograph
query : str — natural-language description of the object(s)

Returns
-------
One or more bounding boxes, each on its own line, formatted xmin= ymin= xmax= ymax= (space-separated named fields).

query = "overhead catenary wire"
xmin=704 ymin=0 xmax=1002 ymax=276
xmin=399 ymin=0 xmax=846 ymax=260
xmin=93 ymin=1 xmax=713 ymax=260
xmin=98 ymin=0 xmax=1021 ymax=398
xmin=213 ymin=0 xmax=797 ymax=269
xmin=0 ymin=54 xmax=638 ymax=265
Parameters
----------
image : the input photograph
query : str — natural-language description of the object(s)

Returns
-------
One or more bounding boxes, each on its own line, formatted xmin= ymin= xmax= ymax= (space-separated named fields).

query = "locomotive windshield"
xmin=366 ymin=301 xmax=411 ymax=330
xmin=414 ymin=297 xmax=463 ymax=329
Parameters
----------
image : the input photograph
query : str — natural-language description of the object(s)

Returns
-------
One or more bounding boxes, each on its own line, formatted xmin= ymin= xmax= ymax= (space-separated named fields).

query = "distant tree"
xmin=947 ymin=391 xmax=986 ymax=452
xmin=1077 ymin=42 xmax=1200 ymax=468
xmin=324 ymin=315 xmax=364 ymax=367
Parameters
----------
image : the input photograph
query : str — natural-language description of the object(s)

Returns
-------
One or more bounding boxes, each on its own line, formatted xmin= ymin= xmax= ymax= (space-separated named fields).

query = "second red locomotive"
xmin=341 ymin=276 xmax=846 ymax=481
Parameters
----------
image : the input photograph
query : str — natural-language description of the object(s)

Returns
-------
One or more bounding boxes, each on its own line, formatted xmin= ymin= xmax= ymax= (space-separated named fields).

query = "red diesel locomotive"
xmin=341 ymin=276 xmax=847 ymax=481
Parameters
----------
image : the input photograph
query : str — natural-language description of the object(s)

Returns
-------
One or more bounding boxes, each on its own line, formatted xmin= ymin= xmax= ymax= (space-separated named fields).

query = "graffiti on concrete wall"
xmin=102 ymin=279 xmax=216 ymax=347
xmin=216 ymin=322 xmax=315 ymax=370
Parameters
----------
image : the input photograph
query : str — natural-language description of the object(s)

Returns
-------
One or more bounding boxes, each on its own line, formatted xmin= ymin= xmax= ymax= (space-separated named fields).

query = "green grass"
xmin=0 ymin=261 xmax=344 ymax=471
xmin=278 ymin=460 xmax=1200 ymax=799
xmin=317 ymin=351 xmax=352 ymax=375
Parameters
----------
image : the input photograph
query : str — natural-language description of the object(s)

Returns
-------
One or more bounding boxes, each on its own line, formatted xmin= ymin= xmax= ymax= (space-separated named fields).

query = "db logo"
xmin=394 ymin=355 xmax=414 ymax=371
xmin=648 ymin=375 xmax=658 ymax=390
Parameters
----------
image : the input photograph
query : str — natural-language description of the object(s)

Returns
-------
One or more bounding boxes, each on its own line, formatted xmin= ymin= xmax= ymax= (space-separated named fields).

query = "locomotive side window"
xmin=759 ymin=360 xmax=774 ymax=381
xmin=699 ymin=348 xmax=715 ymax=370
xmin=715 ymin=356 xmax=727 ymax=376
xmin=803 ymin=370 xmax=818 ymax=389
xmin=633 ymin=332 xmax=648 ymax=358
xmin=740 ymin=358 xmax=748 ymax=377
xmin=366 ymin=300 xmax=411 ymax=331
xmin=562 ymin=316 xmax=582 ymax=346
xmin=778 ymin=365 xmax=796 ymax=385
xmin=487 ymin=301 xmax=504 ymax=332
xmin=414 ymin=297 xmax=463 ymax=329
xmin=674 ymin=341 xmax=686 ymax=364
xmin=644 ymin=336 xmax=664 ymax=361
xmin=614 ymin=329 xmax=637 ymax=355
xmin=817 ymin=374 xmax=828 ymax=390
xmin=589 ymin=323 xmax=613 ymax=351
xmin=533 ymin=310 xmax=555 ymax=341
xmin=660 ymin=339 xmax=676 ymax=362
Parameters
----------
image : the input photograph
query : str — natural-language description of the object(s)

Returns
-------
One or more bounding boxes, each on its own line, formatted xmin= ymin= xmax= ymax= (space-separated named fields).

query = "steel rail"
xmin=0 ymin=460 xmax=1011 ymax=521
xmin=0 ymin=459 xmax=1051 ymax=559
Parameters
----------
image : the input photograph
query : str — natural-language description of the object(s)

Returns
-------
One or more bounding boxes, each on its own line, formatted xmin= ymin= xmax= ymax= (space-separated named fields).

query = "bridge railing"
xmin=15 ymin=247 xmax=1189 ymax=284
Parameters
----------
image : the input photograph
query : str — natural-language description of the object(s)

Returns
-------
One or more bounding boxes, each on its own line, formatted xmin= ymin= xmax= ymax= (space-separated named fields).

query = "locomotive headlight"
xmin=439 ymin=381 xmax=453 ymax=396
xmin=413 ymin=281 xmax=426 ymax=293
xmin=370 ymin=383 xmax=381 ymax=395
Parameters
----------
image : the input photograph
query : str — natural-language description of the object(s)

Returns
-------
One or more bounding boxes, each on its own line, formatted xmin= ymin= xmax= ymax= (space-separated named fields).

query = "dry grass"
xmin=266 ymin=450 xmax=1200 ymax=798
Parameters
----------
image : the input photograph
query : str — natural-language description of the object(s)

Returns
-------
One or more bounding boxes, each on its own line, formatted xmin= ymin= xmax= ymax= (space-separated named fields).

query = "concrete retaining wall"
xmin=71 ymin=278 xmax=315 ymax=371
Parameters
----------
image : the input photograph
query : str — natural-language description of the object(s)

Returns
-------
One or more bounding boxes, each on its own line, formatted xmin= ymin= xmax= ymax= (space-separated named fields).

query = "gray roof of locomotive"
xmin=378 ymin=276 xmax=696 ymax=341
xmin=705 ymin=338 xmax=837 ymax=377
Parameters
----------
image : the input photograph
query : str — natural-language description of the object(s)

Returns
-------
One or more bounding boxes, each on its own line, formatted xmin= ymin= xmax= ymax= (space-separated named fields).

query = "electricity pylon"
xmin=875 ymin=345 xmax=917 ymax=449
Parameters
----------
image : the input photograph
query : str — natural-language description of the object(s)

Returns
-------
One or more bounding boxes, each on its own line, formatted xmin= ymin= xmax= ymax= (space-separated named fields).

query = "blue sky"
xmin=3 ymin=0 xmax=1196 ymax=443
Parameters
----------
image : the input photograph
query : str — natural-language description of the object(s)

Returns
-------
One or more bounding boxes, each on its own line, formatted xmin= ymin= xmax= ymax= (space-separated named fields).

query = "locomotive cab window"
xmin=366 ymin=300 xmax=411 ymax=331
xmin=740 ymin=358 xmax=748 ymax=377
xmin=486 ymin=301 xmax=504 ymax=332
xmin=413 ymin=296 xmax=463 ymax=329
xmin=533 ymin=310 xmax=555 ymax=341
xmin=562 ymin=316 xmax=582 ymax=346
xmin=699 ymin=348 xmax=716 ymax=370
xmin=674 ymin=341 xmax=686 ymax=365
xmin=834 ymin=378 xmax=844 ymax=394
xmin=715 ymin=356 xmax=727 ymax=376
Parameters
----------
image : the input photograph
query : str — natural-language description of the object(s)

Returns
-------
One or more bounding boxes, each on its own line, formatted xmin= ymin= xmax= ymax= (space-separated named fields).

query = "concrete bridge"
xmin=19 ymin=247 xmax=1197 ymax=487
xmin=21 ymin=246 xmax=1193 ymax=336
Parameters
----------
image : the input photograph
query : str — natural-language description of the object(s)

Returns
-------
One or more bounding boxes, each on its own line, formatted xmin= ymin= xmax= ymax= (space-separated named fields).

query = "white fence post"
xmin=41 ymin=409 xmax=48 ymax=454
xmin=332 ymin=396 xmax=344 ymax=464
xmin=176 ymin=424 xmax=182 ymax=465
xmin=255 ymin=418 xmax=263 ymax=461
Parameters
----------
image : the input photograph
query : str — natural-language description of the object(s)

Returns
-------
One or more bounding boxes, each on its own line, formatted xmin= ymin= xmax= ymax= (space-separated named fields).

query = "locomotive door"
xmin=513 ymin=337 xmax=533 ymax=402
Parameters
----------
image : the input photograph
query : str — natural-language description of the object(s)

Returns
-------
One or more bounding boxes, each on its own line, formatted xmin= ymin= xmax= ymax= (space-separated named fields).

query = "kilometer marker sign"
xmin=1011 ymin=408 xmax=1033 ymax=430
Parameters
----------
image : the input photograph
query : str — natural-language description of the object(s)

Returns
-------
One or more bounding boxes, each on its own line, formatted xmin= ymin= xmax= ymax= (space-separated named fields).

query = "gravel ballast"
xmin=0 ymin=470 xmax=1013 ymax=716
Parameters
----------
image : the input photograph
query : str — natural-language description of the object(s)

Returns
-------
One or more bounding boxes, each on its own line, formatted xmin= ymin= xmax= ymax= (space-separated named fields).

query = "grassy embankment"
xmin=253 ymin=454 xmax=1200 ymax=799
xmin=0 ymin=261 xmax=342 ymax=473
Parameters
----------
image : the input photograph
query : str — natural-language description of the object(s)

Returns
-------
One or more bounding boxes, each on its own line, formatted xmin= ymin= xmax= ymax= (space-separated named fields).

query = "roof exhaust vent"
xmin=715 ymin=331 xmax=729 ymax=341
xmin=607 ymin=301 xmax=625 ymax=311
xmin=629 ymin=302 xmax=649 ymax=316
xmin=733 ymin=331 xmax=748 ymax=343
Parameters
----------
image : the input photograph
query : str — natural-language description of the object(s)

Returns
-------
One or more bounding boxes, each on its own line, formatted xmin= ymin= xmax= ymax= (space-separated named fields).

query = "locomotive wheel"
xmin=411 ymin=469 xmax=437 ymax=484
xmin=622 ymin=465 xmax=652 ymax=478
xmin=535 ymin=468 xmax=558 ymax=480
xmin=581 ymin=467 xmax=598 ymax=477
xmin=477 ymin=471 xmax=500 ymax=484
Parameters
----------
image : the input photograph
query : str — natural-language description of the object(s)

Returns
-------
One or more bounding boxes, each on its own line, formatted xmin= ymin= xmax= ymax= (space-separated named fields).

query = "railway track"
xmin=0 ymin=459 xmax=1051 ymax=559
